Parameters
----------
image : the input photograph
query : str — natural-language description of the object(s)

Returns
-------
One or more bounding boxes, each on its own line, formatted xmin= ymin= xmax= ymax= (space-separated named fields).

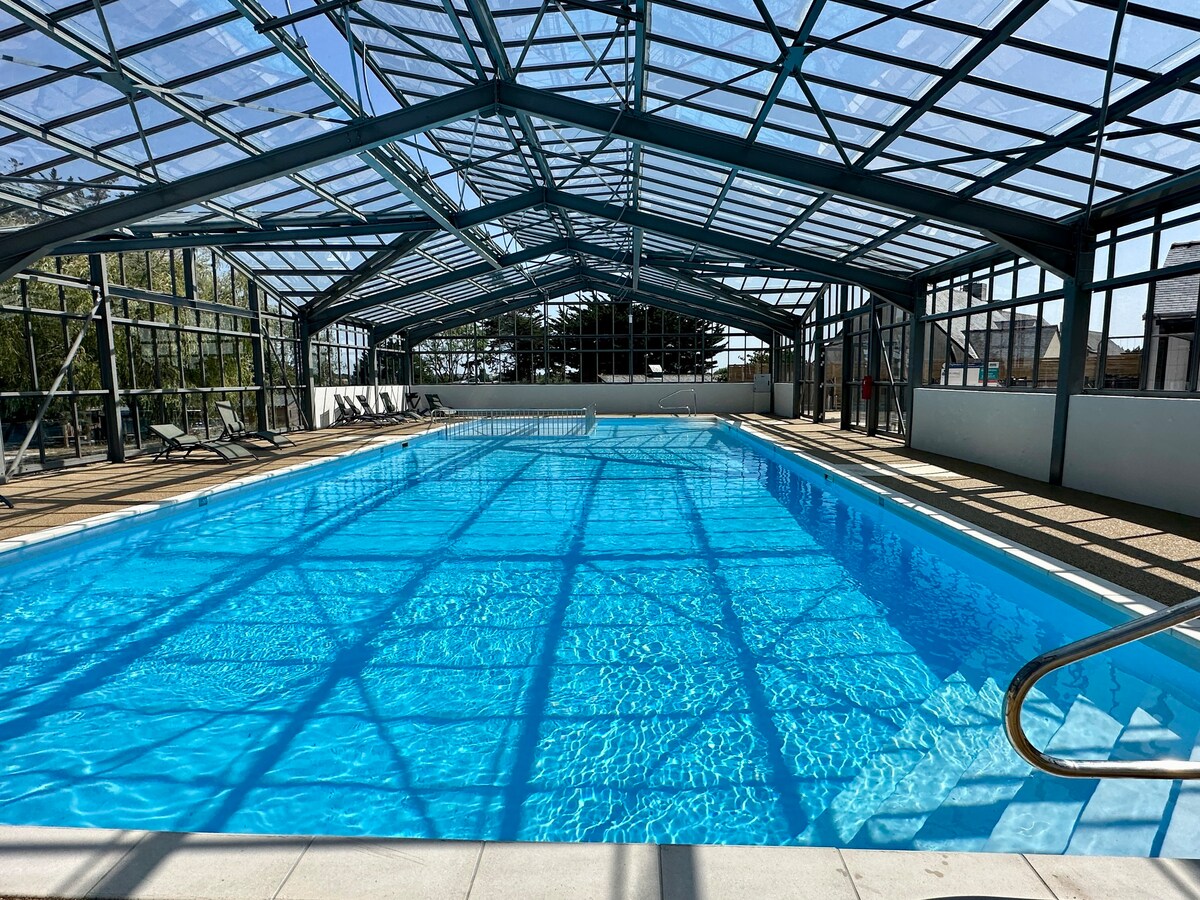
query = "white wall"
xmin=419 ymin=382 xmax=758 ymax=414
xmin=773 ymin=383 xmax=795 ymax=417
xmin=1064 ymin=395 xmax=1200 ymax=517
xmin=911 ymin=388 xmax=1056 ymax=481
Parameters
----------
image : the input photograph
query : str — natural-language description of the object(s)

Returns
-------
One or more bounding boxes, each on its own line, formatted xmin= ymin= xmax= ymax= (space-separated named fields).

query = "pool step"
xmin=1158 ymin=692 xmax=1200 ymax=857
xmin=802 ymin=671 xmax=981 ymax=846
xmin=851 ymin=677 xmax=1004 ymax=848
xmin=984 ymin=695 xmax=1125 ymax=854
xmin=1065 ymin=705 xmax=1184 ymax=856
xmin=909 ymin=684 xmax=1065 ymax=852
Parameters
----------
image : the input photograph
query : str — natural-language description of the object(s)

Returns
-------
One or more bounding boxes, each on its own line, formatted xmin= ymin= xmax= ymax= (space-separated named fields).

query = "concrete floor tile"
xmin=660 ymin=844 xmax=856 ymax=900
xmin=83 ymin=831 xmax=309 ymax=900
xmin=0 ymin=825 xmax=143 ymax=898
xmin=1025 ymin=853 xmax=1200 ymax=900
xmin=842 ymin=848 xmax=1055 ymax=900
xmin=468 ymin=841 xmax=660 ymax=900
xmin=276 ymin=837 xmax=482 ymax=900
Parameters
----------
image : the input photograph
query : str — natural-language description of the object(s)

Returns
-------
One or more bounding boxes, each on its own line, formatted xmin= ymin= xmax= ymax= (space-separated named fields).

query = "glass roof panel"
xmin=1 ymin=0 xmax=1199 ymax=325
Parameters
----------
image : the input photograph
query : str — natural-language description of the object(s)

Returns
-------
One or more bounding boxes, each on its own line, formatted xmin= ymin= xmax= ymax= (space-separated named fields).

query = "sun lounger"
xmin=380 ymin=391 xmax=423 ymax=422
xmin=215 ymin=401 xmax=294 ymax=448
xmin=424 ymin=393 xmax=457 ymax=417
xmin=356 ymin=393 xmax=408 ymax=424
xmin=334 ymin=394 xmax=385 ymax=427
xmin=149 ymin=424 xmax=254 ymax=462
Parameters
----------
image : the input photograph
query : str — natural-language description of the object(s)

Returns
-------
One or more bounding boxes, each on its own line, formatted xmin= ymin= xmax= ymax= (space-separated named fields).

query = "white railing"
xmin=434 ymin=407 xmax=596 ymax=437
xmin=658 ymin=389 xmax=697 ymax=416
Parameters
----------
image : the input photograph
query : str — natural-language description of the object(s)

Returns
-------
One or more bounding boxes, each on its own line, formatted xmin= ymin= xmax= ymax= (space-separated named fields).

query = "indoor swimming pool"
xmin=0 ymin=419 xmax=1198 ymax=856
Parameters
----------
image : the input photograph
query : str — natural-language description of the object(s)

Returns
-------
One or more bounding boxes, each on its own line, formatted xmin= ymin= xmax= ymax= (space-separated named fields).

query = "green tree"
xmin=553 ymin=300 xmax=726 ymax=383
xmin=479 ymin=309 xmax=547 ymax=382
xmin=411 ymin=325 xmax=490 ymax=383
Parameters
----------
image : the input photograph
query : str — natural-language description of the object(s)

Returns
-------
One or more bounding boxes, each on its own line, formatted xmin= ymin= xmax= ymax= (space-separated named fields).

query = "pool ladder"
xmin=658 ymin=389 xmax=696 ymax=416
xmin=1004 ymin=592 xmax=1200 ymax=779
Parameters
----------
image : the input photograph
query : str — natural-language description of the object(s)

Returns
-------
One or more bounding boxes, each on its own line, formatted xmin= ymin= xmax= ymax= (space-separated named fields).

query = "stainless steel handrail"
xmin=1004 ymin=593 xmax=1200 ymax=779
xmin=658 ymin=388 xmax=696 ymax=415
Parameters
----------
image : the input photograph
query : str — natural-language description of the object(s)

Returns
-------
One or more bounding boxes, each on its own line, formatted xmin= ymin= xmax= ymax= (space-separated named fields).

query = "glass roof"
xmin=0 ymin=0 xmax=1197 ymax=330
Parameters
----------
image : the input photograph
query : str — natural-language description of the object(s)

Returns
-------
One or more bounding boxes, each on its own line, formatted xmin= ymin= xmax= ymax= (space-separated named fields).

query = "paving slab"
xmin=276 ymin=837 xmax=481 ymax=900
xmin=1025 ymin=853 xmax=1200 ymax=900
xmin=660 ymin=844 xmax=856 ymax=900
xmin=82 ymin=831 xmax=309 ymax=900
xmin=0 ymin=825 xmax=142 ymax=898
xmin=841 ymin=848 xmax=1055 ymax=900
xmin=467 ymin=841 xmax=660 ymax=900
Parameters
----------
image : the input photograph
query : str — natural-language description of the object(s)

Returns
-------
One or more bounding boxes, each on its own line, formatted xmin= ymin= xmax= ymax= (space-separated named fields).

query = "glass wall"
xmin=792 ymin=285 xmax=910 ymax=436
xmin=922 ymin=256 xmax=1064 ymax=390
xmin=1090 ymin=204 xmax=1200 ymax=395
xmin=0 ymin=249 xmax=301 ymax=474
xmin=410 ymin=297 xmax=768 ymax=385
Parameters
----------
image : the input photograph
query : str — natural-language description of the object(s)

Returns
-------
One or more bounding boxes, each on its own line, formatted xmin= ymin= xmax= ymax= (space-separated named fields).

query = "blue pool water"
xmin=1 ymin=419 xmax=1200 ymax=855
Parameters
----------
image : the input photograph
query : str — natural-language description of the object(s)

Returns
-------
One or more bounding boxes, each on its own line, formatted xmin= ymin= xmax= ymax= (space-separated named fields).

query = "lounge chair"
xmin=149 ymin=424 xmax=254 ymax=463
xmin=215 ymin=401 xmax=294 ymax=448
xmin=332 ymin=393 xmax=360 ymax=426
xmin=424 ymin=393 xmax=457 ymax=417
xmin=334 ymin=394 xmax=385 ymax=427
xmin=356 ymin=393 xmax=407 ymax=424
xmin=380 ymin=391 xmax=423 ymax=423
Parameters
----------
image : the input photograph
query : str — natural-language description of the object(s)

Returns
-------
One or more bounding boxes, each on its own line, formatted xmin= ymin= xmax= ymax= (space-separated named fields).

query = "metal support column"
xmin=298 ymin=317 xmax=317 ymax=430
xmin=814 ymin=291 xmax=827 ymax=424
xmin=866 ymin=293 xmax=881 ymax=437
xmin=905 ymin=280 xmax=926 ymax=449
xmin=247 ymin=282 xmax=270 ymax=431
xmin=1049 ymin=242 xmax=1094 ymax=485
xmin=367 ymin=330 xmax=380 ymax=392
xmin=90 ymin=254 xmax=125 ymax=462
xmin=401 ymin=333 xmax=414 ymax=388
xmin=627 ymin=306 xmax=635 ymax=379
xmin=768 ymin=330 xmax=778 ymax=416
xmin=840 ymin=288 xmax=853 ymax=431
xmin=791 ymin=328 xmax=803 ymax=419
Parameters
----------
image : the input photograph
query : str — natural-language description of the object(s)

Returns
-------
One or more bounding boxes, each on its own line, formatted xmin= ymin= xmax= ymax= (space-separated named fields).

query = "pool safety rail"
xmin=658 ymin=389 xmax=697 ymax=416
xmin=435 ymin=407 xmax=596 ymax=437
xmin=1004 ymin=593 xmax=1200 ymax=779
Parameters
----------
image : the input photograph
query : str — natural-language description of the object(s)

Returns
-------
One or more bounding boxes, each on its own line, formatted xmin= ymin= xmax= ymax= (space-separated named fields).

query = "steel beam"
xmin=305 ymin=230 xmax=435 ymax=317
xmin=549 ymin=189 xmax=913 ymax=305
xmin=90 ymin=254 xmax=125 ymax=463
xmin=496 ymin=81 xmax=1075 ymax=265
xmin=312 ymin=238 xmax=572 ymax=329
xmin=407 ymin=280 xmax=588 ymax=342
xmin=377 ymin=267 xmax=585 ymax=338
xmin=583 ymin=267 xmax=800 ymax=334
xmin=0 ymin=84 xmax=497 ymax=283
xmin=1049 ymin=242 xmax=1096 ymax=485
xmin=406 ymin=274 xmax=774 ymax=343
xmin=576 ymin=285 xmax=774 ymax=343
xmin=54 ymin=219 xmax=437 ymax=254
xmin=247 ymin=282 xmax=270 ymax=431
xmin=327 ymin=230 xmax=801 ymax=335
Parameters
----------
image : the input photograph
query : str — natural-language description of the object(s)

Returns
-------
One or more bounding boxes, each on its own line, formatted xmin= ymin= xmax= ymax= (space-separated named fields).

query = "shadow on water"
xmin=4 ymin=423 xmax=1200 ymax=887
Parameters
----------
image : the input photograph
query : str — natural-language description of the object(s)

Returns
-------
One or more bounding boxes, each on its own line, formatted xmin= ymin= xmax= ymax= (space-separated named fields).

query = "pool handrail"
xmin=658 ymin=389 xmax=696 ymax=416
xmin=1004 ymin=592 xmax=1200 ymax=779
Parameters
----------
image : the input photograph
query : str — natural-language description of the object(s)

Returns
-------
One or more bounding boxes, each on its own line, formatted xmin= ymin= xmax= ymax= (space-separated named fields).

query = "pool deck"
xmin=3 ymin=826 xmax=1200 ymax=900
xmin=2 ymin=416 xmax=1200 ymax=898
